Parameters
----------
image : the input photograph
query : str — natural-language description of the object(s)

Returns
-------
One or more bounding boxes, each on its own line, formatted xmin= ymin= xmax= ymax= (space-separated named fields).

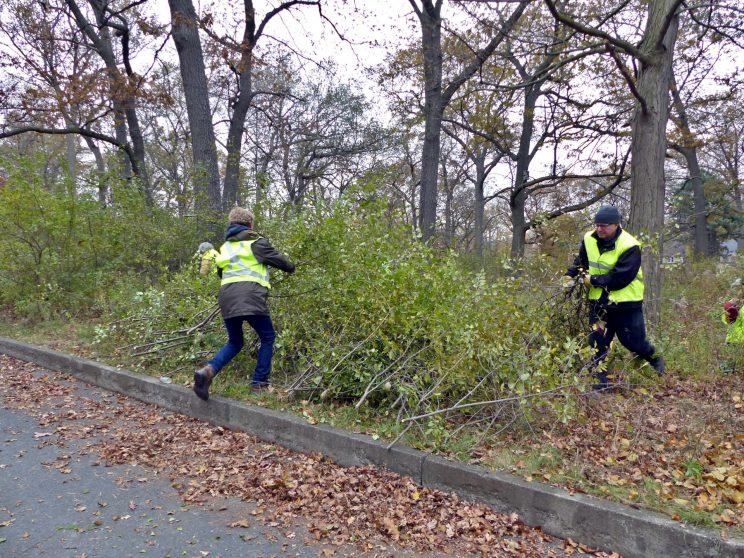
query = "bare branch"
xmin=442 ymin=1 xmax=529 ymax=104
xmin=542 ymin=0 xmax=653 ymax=64
xmin=524 ymin=149 xmax=631 ymax=228
xmin=606 ymin=45 xmax=648 ymax=114
xmin=255 ymin=0 xmax=319 ymax=43
xmin=0 ymin=125 xmax=139 ymax=175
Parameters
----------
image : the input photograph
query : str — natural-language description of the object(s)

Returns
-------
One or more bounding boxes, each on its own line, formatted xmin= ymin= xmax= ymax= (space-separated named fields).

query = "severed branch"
xmin=402 ymin=384 xmax=574 ymax=423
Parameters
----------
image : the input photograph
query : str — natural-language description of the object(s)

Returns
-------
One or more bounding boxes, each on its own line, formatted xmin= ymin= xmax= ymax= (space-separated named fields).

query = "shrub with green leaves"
xmin=104 ymin=197 xmax=593 ymax=422
xmin=0 ymin=156 xmax=200 ymax=318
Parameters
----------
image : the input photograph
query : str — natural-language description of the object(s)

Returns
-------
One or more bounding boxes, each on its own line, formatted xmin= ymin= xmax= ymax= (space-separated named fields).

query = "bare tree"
xmin=64 ymin=0 xmax=152 ymax=201
xmin=408 ymin=0 xmax=528 ymax=240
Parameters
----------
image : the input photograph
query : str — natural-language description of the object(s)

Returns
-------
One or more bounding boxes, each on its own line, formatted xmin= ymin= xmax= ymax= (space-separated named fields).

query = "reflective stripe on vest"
xmin=215 ymin=239 xmax=271 ymax=288
xmin=584 ymin=230 xmax=644 ymax=303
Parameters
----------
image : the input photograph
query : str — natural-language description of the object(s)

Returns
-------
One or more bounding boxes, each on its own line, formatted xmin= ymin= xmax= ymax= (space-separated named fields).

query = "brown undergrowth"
xmin=475 ymin=376 xmax=743 ymax=534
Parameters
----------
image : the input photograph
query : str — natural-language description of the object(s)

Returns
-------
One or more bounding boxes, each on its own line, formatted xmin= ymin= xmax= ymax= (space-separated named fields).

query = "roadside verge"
xmin=1 ymin=336 xmax=741 ymax=558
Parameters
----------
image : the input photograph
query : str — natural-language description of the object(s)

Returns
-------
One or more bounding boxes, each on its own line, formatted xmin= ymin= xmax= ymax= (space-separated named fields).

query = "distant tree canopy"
xmin=0 ymin=0 xmax=742 ymax=316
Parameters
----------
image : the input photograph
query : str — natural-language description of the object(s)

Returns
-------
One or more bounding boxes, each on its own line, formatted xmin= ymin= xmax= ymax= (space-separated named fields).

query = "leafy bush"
xmin=0 ymin=156 xmax=200 ymax=318
xmin=103 ymin=197 xmax=593 ymax=422
xmin=660 ymin=256 xmax=744 ymax=377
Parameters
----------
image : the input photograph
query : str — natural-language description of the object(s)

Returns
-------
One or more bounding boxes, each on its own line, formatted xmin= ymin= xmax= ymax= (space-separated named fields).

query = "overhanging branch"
xmin=0 ymin=125 xmax=139 ymax=175
xmin=606 ymin=45 xmax=648 ymax=114
xmin=524 ymin=150 xmax=631 ymax=228
xmin=542 ymin=0 xmax=653 ymax=65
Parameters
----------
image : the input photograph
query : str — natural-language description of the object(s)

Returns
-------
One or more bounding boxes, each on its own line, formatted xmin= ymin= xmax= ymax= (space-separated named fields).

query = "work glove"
xmin=724 ymin=300 xmax=740 ymax=323
xmin=579 ymin=272 xmax=592 ymax=287
xmin=560 ymin=275 xmax=574 ymax=289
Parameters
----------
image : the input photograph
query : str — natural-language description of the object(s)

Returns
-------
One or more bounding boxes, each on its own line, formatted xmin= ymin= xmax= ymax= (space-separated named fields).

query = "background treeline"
xmin=0 ymin=0 xmax=742 ymax=415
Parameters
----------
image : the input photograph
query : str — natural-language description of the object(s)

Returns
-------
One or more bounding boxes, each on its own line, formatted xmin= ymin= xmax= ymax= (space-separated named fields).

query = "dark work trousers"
xmin=208 ymin=315 xmax=276 ymax=387
xmin=588 ymin=303 xmax=656 ymax=388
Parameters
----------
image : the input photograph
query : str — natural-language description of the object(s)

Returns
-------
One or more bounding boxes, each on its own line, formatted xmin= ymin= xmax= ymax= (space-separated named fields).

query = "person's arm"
xmin=566 ymin=241 xmax=588 ymax=277
xmin=590 ymin=245 xmax=641 ymax=291
xmin=251 ymin=238 xmax=295 ymax=273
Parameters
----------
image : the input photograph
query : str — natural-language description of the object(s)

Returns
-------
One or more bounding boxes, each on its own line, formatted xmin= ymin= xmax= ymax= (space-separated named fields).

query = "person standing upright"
xmin=194 ymin=207 xmax=295 ymax=401
xmin=564 ymin=205 xmax=665 ymax=390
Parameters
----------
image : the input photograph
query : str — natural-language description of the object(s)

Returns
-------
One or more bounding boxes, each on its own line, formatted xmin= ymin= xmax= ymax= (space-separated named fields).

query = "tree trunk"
xmin=168 ymin=0 xmax=222 ymax=215
xmin=65 ymin=133 xmax=77 ymax=187
xmin=510 ymin=87 xmax=540 ymax=258
xmin=680 ymin=147 xmax=708 ymax=255
xmin=223 ymin=62 xmax=252 ymax=209
xmin=442 ymin=160 xmax=453 ymax=247
xmin=417 ymin=3 xmax=444 ymax=241
xmin=81 ymin=136 xmax=107 ymax=205
xmin=122 ymin=101 xmax=152 ymax=204
xmin=473 ymin=156 xmax=486 ymax=263
xmin=629 ymin=0 xmax=679 ymax=327
xmin=222 ymin=0 xmax=256 ymax=209
xmin=222 ymin=0 xmax=258 ymax=209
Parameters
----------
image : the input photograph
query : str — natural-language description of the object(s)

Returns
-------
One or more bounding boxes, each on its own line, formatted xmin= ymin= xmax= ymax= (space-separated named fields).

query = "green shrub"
xmin=104 ymin=197 xmax=593 ymax=422
xmin=0 ymin=156 xmax=200 ymax=318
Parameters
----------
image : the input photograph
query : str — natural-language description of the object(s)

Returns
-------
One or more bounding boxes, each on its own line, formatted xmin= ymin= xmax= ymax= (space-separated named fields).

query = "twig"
xmin=385 ymin=423 xmax=413 ymax=450
xmin=402 ymin=384 xmax=573 ymax=423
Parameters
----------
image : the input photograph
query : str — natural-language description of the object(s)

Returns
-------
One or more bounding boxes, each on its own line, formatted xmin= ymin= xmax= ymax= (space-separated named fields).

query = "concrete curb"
xmin=1 ymin=337 xmax=742 ymax=558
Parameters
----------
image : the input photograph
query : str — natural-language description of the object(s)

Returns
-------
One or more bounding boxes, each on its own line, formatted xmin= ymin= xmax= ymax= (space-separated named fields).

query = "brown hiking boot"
xmin=250 ymin=383 xmax=271 ymax=394
xmin=193 ymin=364 xmax=215 ymax=401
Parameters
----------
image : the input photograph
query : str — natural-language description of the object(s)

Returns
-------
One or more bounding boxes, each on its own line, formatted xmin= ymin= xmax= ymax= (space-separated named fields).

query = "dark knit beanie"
xmin=594 ymin=205 xmax=621 ymax=225
xmin=227 ymin=206 xmax=254 ymax=226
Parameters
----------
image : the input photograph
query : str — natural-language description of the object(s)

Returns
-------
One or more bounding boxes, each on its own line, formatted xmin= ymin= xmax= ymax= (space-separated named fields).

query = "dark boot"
xmin=193 ymin=364 xmax=215 ymax=401
xmin=648 ymin=355 xmax=665 ymax=376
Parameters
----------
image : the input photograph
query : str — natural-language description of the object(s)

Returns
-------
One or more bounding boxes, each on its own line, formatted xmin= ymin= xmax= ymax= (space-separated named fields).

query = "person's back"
xmin=193 ymin=207 xmax=295 ymax=401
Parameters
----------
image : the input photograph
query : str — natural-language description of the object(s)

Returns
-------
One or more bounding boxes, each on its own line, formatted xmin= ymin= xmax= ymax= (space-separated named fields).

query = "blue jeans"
xmin=208 ymin=315 xmax=276 ymax=386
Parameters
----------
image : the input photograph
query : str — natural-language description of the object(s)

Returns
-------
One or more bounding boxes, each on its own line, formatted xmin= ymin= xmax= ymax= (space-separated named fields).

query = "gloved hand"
xmin=560 ymin=275 xmax=574 ymax=289
xmin=578 ymin=270 xmax=592 ymax=287
xmin=198 ymin=242 xmax=214 ymax=254
xmin=724 ymin=300 xmax=740 ymax=323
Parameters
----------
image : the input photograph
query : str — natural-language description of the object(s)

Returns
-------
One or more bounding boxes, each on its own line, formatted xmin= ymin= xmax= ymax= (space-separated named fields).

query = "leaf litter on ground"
xmin=0 ymin=354 xmax=616 ymax=557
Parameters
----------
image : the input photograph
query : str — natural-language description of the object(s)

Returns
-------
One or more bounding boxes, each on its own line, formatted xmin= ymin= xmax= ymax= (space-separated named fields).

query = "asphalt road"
xmin=0 ymin=402 xmax=326 ymax=558
xmin=0 ymin=358 xmax=580 ymax=558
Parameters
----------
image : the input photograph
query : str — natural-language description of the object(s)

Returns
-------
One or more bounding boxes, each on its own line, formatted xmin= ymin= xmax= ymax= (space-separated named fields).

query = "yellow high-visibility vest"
xmin=584 ymin=230 xmax=644 ymax=303
xmin=214 ymin=239 xmax=270 ymax=288
xmin=722 ymin=312 xmax=744 ymax=344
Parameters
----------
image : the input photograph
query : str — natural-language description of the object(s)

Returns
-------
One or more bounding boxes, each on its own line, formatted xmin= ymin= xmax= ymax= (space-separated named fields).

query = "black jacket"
xmin=566 ymin=227 xmax=642 ymax=309
xmin=217 ymin=228 xmax=295 ymax=318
